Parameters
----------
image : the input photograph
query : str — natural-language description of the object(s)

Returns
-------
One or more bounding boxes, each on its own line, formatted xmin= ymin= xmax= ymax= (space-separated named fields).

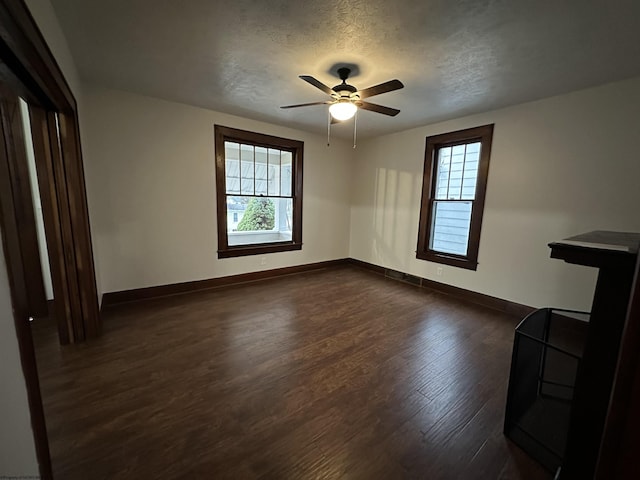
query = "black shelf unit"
xmin=504 ymin=308 xmax=589 ymax=472
xmin=504 ymin=231 xmax=639 ymax=479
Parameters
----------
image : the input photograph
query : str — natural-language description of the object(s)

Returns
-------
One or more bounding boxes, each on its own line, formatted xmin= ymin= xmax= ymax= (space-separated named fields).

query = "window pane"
xmin=447 ymin=145 xmax=466 ymax=199
xmin=429 ymin=201 xmax=472 ymax=255
xmin=435 ymin=142 xmax=482 ymax=201
xmin=240 ymin=144 xmax=254 ymax=195
xmin=268 ymin=149 xmax=281 ymax=196
xmin=227 ymin=195 xmax=292 ymax=246
xmin=255 ymin=146 xmax=268 ymax=195
xmin=435 ymin=147 xmax=451 ymax=199
xmin=225 ymin=142 xmax=240 ymax=194
xmin=280 ymin=151 xmax=292 ymax=197
xmin=461 ymin=142 xmax=481 ymax=199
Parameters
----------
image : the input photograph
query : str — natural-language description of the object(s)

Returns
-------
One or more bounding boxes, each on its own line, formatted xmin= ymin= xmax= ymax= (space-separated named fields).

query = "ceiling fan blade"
xmin=358 ymin=101 xmax=400 ymax=116
xmin=358 ymin=79 xmax=404 ymax=99
xmin=280 ymin=101 xmax=332 ymax=109
xmin=299 ymin=75 xmax=335 ymax=96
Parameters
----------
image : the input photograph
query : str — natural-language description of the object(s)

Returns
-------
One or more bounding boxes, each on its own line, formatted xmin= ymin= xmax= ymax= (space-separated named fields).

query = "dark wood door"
xmin=0 ymin=84 xmax=52 ymax=480
xmin=0 ymin=93 xmax=48 ymax=318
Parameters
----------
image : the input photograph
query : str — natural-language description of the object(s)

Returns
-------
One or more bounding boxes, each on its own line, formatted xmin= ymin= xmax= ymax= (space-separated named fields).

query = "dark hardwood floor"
xmin=32 ymin=265 xmax=551 ymax=480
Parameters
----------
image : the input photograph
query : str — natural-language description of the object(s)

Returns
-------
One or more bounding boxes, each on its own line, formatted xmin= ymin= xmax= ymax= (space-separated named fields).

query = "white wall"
xmin=84 ymin=77 xmax=640 ymax=305
xmin=350 ymin=76 xmax=640 ymax=311
xmin=0 ymin=228 xmax=39 ymax=477
xmin=25 ymin=0 xmax=104 ymax=301
xmin=82 ymin=86 xmax=353 ymax=293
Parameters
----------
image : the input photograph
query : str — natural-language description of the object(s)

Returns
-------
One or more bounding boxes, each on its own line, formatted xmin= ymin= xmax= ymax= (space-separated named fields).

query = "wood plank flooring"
xmin=32 ymin=265 xmax=551 ymax=479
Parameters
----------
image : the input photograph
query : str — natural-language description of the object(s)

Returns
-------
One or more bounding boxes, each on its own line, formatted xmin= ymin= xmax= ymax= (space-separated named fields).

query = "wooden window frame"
xmin=416 ymin=124 xmax=494 ymax=270
xmin=214 ymin=125 xmax=303 ymax=258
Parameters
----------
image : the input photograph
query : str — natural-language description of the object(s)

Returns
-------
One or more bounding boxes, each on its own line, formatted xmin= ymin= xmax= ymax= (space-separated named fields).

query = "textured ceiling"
xmin=50 ymin=0 xmax=640 ymax=139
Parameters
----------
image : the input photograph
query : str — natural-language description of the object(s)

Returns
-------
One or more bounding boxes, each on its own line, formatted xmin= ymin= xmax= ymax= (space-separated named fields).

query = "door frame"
xmin=0 ymin=0 xmax=100 ymax=477
xmin=0 ymin=0 xmax=100 ymax=341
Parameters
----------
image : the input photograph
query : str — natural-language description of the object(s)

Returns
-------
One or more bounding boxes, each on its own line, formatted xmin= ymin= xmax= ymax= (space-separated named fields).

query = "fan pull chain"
xmin=327 ymin=108 xmax=331 ymax=147
xmin=353 ymin=109 xmax=357 ymax=148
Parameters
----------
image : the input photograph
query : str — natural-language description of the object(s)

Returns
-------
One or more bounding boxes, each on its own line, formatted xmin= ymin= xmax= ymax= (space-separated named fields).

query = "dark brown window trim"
xmin=416 ymin=124 xmax=494 ymax=271
xmin=214 ymin=125 xmax=303 ymax=259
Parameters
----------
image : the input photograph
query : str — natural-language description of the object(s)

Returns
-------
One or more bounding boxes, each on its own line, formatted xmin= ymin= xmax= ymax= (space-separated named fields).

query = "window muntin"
xmin=215 ymin=126 xmax=303 ymax=258
xmin=417 ymin=125 xmax=493 ymax=270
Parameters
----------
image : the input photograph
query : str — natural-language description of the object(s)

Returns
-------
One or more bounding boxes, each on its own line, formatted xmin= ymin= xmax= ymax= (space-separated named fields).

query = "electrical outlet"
xmin=260 ymin=257 xmax=267 ymax=266
xmin=436 ymin=267 xmax=443 ymax=276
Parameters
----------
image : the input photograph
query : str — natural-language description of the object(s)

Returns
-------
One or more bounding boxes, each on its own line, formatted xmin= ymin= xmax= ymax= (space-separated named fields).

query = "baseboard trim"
xmin=102 ymin=258 xmax=349 ymax=307
xmin=347 ymin=258 xmax=535 ymax=317
xmin=102 ymin=256 xmax=534 ymax=318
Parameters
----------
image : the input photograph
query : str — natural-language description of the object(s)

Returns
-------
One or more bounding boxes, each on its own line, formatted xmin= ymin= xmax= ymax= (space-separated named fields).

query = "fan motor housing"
xmin=332 ymin=83 xmax=357 ymax=94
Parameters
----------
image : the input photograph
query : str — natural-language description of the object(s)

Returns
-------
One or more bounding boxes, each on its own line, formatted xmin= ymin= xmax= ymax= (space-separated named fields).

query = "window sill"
xmin=416 ymin=250 xmax=478 ymax=271
xmin=218 ymin=241 xmax=302 ymax=259
xmin=228 ymin=230 xmax=292 ymax=246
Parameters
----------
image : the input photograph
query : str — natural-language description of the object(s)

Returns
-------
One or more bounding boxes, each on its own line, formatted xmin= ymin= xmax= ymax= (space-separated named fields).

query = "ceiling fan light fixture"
xmin=329 ymin=100 xmax=357 ymax=121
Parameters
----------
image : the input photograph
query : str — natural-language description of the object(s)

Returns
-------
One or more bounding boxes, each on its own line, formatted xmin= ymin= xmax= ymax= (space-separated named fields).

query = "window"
xmin=416 ymin=124 xmax=494 ymax=270
xmin=214 ymin=125 xmax=303 ymax=258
